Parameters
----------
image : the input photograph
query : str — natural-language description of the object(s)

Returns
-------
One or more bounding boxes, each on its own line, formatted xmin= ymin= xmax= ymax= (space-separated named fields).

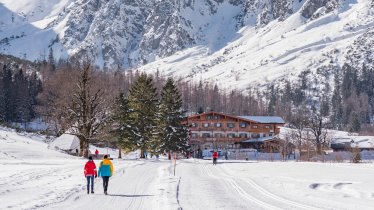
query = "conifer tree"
xmin=48 ymin=48 xmax=56 ymax=71
xmin=13 ymin=69 xmax=32 ymax=126
xmin=2 ymin=65 xmax=14 ymax=122
xmin=0 ymin=68 xmax=5 ymax=122
xmin=156 ymin=78 xmax=189 ymax=159
xmin=128 ymin=73 xmax=158 ymax=158
xmin=112 ymin=92 xmax=136 ymax=151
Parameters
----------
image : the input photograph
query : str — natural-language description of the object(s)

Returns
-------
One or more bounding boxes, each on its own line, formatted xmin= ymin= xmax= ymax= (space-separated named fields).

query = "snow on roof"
xmin=49 ymin=134 xmax=80 ymax=151
xmin=238 ymin=116 xmax=285 ymax=124
xmin=331 ymin=136 xmax=374 ymax=149
xmin=242 ymin=136 xmax=275 ymax=143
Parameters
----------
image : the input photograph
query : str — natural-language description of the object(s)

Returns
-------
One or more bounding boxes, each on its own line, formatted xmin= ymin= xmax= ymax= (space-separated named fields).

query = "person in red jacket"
xmin=95 ymin=149 xmax=99 ymax=158
xmin=212 ymin=150 xmax=218 ymax=165
xmin=84 ymin=156 xmax=97 ymax=194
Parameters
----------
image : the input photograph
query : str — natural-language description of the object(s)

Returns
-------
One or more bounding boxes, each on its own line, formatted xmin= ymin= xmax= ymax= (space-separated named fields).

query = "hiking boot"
xmin=87 ymin=190 xmax=89 ymax=194
xmin=91 ymin=191 xmax=94 ymax=194
xmin=104 ymin=191 xmax=107 ymax=195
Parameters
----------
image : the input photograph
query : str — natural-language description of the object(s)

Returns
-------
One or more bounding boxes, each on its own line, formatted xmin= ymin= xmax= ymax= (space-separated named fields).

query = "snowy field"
xmin=1 ymin=127 xmax=374 ymax=210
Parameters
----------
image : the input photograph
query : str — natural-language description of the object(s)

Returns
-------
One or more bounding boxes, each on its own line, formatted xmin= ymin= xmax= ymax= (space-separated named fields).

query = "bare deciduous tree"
xmin=65 ymin=61 xmax=110 ymax=157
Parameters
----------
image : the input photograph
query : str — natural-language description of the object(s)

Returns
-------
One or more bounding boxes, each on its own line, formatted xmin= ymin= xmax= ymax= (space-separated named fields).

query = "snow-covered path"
xmin=41 ymin=160 xmax=164 ymax=210
xmin=2 ymin=158 xmax=374 ymax=210
xmin=177 ymin=160 xmax=325 ymax=210
xmin=1 ymin=128 xmax=374 ymax=210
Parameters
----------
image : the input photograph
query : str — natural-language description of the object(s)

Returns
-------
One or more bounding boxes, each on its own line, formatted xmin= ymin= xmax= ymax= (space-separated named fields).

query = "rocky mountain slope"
xmin=0 ymin=0 xmax=373 ymax=88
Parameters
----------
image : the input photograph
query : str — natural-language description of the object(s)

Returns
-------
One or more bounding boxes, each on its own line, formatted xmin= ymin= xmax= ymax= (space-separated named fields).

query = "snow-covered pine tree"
xmin=156 ymin=77 xmax=189 ymax=160
xmin=128 ymin=73 xmax=158 ymax=158
xmin=112 ymin=92 xmax=137 ymax=151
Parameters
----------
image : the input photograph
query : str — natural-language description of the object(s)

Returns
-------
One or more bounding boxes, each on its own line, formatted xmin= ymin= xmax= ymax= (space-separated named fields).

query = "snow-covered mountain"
xmin=0 ymin=0 xmax=373 ymax=88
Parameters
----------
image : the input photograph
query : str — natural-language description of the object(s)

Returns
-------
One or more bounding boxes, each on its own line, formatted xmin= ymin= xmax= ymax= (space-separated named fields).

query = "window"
xmin=214 ymin=133 xmax=223 ymax=138
xmin=240 ymin=122 xmax=247 ymax=128
xmin=207 ymin=115 xmax=213 ymax=120
xmin=202 ymin=133 xmax=211 ymax=138
xmin=252 ymin=125 xmax=258 ymax=129
xmin=202 ymin=123 xmax=209 ymax=128
xmin=215 ymin=123 xmax=222 ymax=128
xmin=227 ymin=123 xmax=235 ymax=128
xmin=227 ymin=133 xmax=236 ymax=138
xmin=264 ymin=125 xmax=270 ymax=129
xmin=239 ymin=133 xmax=248 ymax=138
xmin=191 ymin=123 xmax=198 ymax=128
xmin=191 ymin=133 xmax=198 ymax=138
xmin=251 ymin=133 xmax=261 ymax=138
xmin=214 ymin=115 xmax=221 ymax=120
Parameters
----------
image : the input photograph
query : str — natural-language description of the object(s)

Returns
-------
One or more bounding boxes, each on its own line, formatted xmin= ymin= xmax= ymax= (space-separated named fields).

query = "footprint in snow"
xmin=333 ymin=183 xmax=352 ymax=189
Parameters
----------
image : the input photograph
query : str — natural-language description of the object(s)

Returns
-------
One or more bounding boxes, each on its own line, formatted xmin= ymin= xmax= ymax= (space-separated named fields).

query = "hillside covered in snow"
xmin=0 ymin=0 xmax=373 ymax=88
xmin=1 ymin=126 xmax=374 ymax=210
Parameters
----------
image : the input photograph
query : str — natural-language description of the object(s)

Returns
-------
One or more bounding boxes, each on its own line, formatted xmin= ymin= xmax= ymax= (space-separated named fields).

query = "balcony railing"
xmin=190 ymin=137 xmax=247 ymax=142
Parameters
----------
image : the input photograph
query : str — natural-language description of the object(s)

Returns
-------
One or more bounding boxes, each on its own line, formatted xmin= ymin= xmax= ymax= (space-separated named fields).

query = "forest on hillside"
xmin=1 ymin=54 xmax=374 ymax=147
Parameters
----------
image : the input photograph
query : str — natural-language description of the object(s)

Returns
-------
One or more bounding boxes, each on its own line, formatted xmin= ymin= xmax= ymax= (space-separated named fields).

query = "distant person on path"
xmin=95 ymin=149 xmax=99 ymax=158
xmin=213 ymin=150 xmax=218 ymax=165
xmin=98 ymin=155 xmax=114 ymax=195
xmin=84 ymin=156 xmax=97 ymax=194
xmin=144 ymin=151 xmax=148 ymax=159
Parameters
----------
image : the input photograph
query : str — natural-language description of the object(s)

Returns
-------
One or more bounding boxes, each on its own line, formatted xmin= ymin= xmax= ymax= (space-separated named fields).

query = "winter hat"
xmin=104 ymin=155 xmax=108 ymax=159
xmin=88 ymin=156 xmax=93 ymax=160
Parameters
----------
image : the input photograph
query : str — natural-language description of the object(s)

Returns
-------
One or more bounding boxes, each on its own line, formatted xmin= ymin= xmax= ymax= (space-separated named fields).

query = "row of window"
xmin=191 ymin=133 xmax=273 ymax=138
xmin=191 ymin=122 xmax=271 ymax=129
xmin=206 ymin=115 xmax=222 ymax=120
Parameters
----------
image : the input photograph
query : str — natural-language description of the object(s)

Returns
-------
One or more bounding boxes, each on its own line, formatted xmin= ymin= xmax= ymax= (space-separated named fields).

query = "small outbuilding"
xmin=49 ymin=134 xmax=80 ymax=154
xmin=331 ymin=136 xmax=374 ymax=151
xmin=240 ymin=136 xmax=295 ymax=153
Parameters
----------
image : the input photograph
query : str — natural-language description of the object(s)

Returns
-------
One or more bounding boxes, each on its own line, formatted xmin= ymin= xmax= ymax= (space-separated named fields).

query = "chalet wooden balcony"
xmin=189 ymin=137 xmax=248 ymax=143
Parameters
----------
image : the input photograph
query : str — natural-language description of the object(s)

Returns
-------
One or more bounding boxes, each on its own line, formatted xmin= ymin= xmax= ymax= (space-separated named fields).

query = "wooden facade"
xmin=186 ymin=112 xmax=285 ymax=150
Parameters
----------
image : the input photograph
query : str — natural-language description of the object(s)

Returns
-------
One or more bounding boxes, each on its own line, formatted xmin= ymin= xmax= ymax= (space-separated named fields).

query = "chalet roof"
xmin=187 ymin=112 xmax=285 ymax=124
xmin=238 ymin=116 xmax=285 ymax=124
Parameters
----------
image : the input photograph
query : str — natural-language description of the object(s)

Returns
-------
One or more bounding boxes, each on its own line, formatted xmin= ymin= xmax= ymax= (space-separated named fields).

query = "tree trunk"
xmin=316 ymin=141 xmax=322 ymax=155
xmin=84 ymin=139 xmax=89 ymax=158
xmin=140 ymin=148 xmax=145 ymax=158
xmin=79 ymin=137 xmax=84 ymax=157
xmin=118 ymin=147 xmax=122 ymax=159
xmin=168 ymin=150 xmax=171 ymax=160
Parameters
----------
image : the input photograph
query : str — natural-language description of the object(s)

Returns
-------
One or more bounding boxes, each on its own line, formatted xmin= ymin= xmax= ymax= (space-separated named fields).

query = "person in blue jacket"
xmin=98 ymin=155 xmax=114 ymax=195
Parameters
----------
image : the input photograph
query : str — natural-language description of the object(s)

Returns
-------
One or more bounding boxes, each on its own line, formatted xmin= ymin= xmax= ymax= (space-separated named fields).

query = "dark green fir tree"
xmin=112 ymin=92 xmax=136 ymax=151
xmin=128 ymin=73 xmax=158 ymax=158
xmin=156 ymin=77 xmax=189 ymax=160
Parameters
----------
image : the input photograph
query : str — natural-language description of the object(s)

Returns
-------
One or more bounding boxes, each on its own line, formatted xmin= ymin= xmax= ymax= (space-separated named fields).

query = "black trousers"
xmin=102 ymin=176 xmax=110 ymax=192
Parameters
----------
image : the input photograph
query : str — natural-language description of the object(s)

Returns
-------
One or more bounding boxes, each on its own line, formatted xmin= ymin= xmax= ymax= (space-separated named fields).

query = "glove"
xmin=95 ymin=175 xmax=98 ymax=178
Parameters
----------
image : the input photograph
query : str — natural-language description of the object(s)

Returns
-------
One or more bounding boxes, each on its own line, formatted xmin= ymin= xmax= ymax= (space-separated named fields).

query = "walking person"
xmin=95 ymin=149 xmax=99 ymax=159
xmin=98 ymin=155 xmax=114 ymax=195
xmin=212 ymin=150 xmax=218 ymax=165
xmin=144 ymin=151 xmax=148 ymax=159
xmin=84 ymin=156 xmax=97 ymax=194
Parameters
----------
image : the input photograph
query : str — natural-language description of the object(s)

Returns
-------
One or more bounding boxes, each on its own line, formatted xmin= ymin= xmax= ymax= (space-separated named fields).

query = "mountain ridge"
xmin=0 ymin=0 xmax=373 ymax=88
